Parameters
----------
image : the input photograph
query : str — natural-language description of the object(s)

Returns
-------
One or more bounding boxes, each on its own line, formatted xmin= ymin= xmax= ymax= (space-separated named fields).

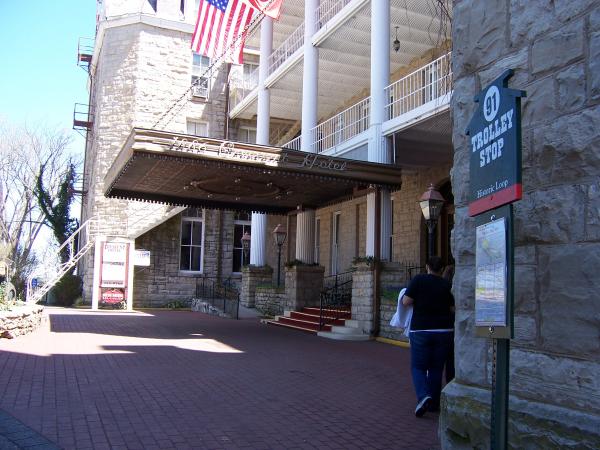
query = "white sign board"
xmin=101 ymin=242 xmax=128 ymax=288
xmin=134 ymin=249 xmax=151 ymax=266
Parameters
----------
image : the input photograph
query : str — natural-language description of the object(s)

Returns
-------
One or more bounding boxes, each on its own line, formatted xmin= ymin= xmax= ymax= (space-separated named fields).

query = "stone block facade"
xmin=240 ymin=266 xmax=273 ymax=308
xmin=255 ymin=288 xmax=286 ymax=317
xmin=444 ymin=0 xmax=600 ymax=447
xmin=284 ymin=265 xmax=324 ymax=311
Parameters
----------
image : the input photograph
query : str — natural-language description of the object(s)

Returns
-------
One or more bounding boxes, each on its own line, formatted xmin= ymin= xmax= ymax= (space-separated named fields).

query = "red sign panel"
xmin=101 ymin=289 xmax=124 ymax=304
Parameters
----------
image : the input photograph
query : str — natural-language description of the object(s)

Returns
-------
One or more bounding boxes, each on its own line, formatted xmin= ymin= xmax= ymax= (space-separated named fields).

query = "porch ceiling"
xmin=239 ymin=0 xmax=451 ymax=124
xmin=105 ymin=128 xmax=402 ymax=215
xmin=393 ymin=110 xmax=453 ymax=168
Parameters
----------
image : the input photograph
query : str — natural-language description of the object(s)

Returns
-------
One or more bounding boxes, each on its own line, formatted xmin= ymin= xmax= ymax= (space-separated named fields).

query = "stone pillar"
xmin=284 ymin=265 xmax=324 ymax=311
xmin=240 ymin=265 xmax=273 ymax=308
xmin=366 ymin=0 xmax=392 ymax=258
xmin=350 ymin=262 xmax=376 ymax=335
xmin=249 ymin=16 xmax=274 ymax=267
xmin=295 ymin=209 xmax=315 ymax=263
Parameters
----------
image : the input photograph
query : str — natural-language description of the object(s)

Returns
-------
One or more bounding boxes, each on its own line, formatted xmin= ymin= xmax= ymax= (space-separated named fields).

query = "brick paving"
xmin=0 ymin=308 xmax=439 ymax=450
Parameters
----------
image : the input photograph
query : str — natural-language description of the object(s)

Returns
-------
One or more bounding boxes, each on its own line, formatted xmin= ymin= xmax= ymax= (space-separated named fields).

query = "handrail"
xmin=319 ymin=271 xmax=353 ymax=330
xmin=313 ymin=97 xmax=370 ymax=154
xmin=385 ymin=52 xmax=452 ymax=120
xmin=228 ymin=65 xmax=259 ymax=111
xmin=282 ymin=135 xmax=301 ymax=151
xmin=268 ymin=23 xmax=304 ymax=76
xmin=26 ymin=216 xmax=100 ymax=303
xmin=195 ymin=277 xmax=240 ymax=319
xmin=315 ymin=0 xmax=353 ymax=32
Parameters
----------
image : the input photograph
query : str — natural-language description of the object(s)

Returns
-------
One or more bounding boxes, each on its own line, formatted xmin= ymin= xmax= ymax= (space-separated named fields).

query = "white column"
xmin=296 ymin=210 xmax=315 ymax=263
xmin=366 ymin=0 xmax=391 ymax=257
xmin=297 ymin=0 xmax=319 ymax=263
xmin=380 ymin=190 xmax=392 ymax=260
xmin=250 ymin=17 xmax=273 ymax=266
xmin=91 ymin=236 xmax=103 ymax=310
xmin=126 ymin=241 xmax=134 ymax=311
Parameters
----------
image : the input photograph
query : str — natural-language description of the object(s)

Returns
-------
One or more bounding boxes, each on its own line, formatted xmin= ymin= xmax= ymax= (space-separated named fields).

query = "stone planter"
xmin=351 ymin=261 xmax=376 ymax=335
xmin=255 ymin=286 xmax=286 ymax=317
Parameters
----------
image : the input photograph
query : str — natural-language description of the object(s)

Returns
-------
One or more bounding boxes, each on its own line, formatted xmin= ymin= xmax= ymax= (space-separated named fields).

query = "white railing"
xmin=26 ymin=216 xmax=101 ymax=304
xmin=313 ymin=97 xmax=370 ymax=153
xmin=268 ymin=23 xmax=304 ymax=76
xmin=385 ymin=52 xmax=452 ymax=120
xmin=229 ymin=65 xmax=259 ymax=111
xmin=283 ymin=135 xmax=301 ymax=151
xmin=315 ymin=0 xmax=353 ymax=31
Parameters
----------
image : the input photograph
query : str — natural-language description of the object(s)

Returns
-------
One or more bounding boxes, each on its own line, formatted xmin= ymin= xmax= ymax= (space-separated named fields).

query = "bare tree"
xmin=0 ymin=120 xmax=78 ymax=295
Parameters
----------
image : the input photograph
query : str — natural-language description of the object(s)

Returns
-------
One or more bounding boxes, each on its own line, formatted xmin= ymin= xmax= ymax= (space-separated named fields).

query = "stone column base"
xmin=284 ymin=265 xmax=324 ymax=311
xmin=240 ymin=266 xmax=273 ymax=308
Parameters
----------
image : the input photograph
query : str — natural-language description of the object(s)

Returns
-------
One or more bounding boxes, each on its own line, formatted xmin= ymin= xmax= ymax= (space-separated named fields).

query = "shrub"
xmin=53 ymin=273 xmax=82 ymax=307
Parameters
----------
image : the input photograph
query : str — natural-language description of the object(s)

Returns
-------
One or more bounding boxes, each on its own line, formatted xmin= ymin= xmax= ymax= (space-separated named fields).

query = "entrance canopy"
xmin=105 ymin=128 xmax=401 ymax=214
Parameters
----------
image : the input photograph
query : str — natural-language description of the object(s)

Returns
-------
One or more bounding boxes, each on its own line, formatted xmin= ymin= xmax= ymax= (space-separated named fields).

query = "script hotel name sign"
xmin=466 ymin=70 xmax=526 ymax=216
xmin=168 ymin=137 xmax=348 ymax=172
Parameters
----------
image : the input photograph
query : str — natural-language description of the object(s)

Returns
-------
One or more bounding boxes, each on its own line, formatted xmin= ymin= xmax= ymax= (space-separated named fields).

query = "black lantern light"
xmin=241 ymin=231 xmax=251 ymax=266
xmin=272 ymin=224 xmax=287 ymax=287
xmin=419 ymin=184 xmax=445 ymax=259
xmin=393 ymin=26 xmax=400 ymax=53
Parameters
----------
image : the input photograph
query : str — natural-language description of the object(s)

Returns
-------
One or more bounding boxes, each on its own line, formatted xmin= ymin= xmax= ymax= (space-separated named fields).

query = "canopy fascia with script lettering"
xmin=104 ymin=128 xmax=402 ymax=214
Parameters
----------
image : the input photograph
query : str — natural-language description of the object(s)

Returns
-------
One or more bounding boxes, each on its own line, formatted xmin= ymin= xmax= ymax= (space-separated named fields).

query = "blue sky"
xmin=0 ymin=0 xmax=97 ymax=156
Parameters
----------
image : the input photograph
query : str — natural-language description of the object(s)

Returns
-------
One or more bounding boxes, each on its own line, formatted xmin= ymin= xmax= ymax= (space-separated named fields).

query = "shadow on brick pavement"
xmin=0 ymin=307 xmax=441 ymax=450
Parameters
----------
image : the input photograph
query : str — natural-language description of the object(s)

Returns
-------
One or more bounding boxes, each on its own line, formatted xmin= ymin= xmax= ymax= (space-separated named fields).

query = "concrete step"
xmin=269 ymin=316 xmax=333 ymax=332
xmin=289 ymin=311 xmax=346 ymax=326
xmin=302 ymin=307 xmax=351 ymax=320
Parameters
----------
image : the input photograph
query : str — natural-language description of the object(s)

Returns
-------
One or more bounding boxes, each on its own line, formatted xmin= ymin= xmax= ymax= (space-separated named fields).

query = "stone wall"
xmin=284 ymin=265 xmax=324 ymax=311
xmin=255 ymin=288 xmax=286 ymax=317
xmin=240 ymin=266 xmax=273 ymax=308
xmin=0 ymin=305 xmax=44 ymax=339
xmin=444 ymin=1 xmax=600 ymax=447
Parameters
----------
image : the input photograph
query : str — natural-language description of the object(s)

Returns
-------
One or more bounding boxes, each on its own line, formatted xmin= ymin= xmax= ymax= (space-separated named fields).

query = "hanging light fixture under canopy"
xmin=393 ymin=26 xmax=401 ymax=53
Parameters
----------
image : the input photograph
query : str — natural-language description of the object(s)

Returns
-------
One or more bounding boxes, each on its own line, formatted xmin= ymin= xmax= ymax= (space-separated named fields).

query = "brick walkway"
xmin=0 ymin=308 xmax=439 ymax=450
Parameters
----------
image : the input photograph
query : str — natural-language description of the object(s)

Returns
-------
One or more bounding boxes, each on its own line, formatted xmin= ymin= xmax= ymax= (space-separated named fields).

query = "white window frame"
xmin=187 ymin=119 xmax=208 ymax=137
xmin=390 ymin=198 xmax=395 ymax=262
xmin=191 ymin=52 xmax=211 ymax=99
xmin=238 ymin=126 xmax=257 ymax=144
xmin=314 ymin=217 xmax=321 ymax=264
xmin=179 ymin=208 xmax=205 ymax=273
xmin=331 ymin=211 xmax=341 ymax=275
xmin=232 ymin=212 xmax=251 ymax=274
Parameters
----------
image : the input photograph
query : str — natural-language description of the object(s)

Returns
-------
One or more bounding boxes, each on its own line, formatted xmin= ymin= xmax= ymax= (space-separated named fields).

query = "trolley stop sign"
xmin=466 ymin=69 xmax=526 ymax=217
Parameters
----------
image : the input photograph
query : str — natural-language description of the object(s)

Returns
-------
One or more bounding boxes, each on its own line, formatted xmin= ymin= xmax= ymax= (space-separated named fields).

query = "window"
xmin=314 ymin=218 xmax=321 ymax=264
xmin=331 ymin=212 xmax=341 ymax=275
xmin=238 ymin=127 xmax=256 ymax=144
xmin=192 ymin=52 xmax=211 ymax=98
xmin=390 ymin=198 xmax=395 ymax=262
xmin=232 ymin=212 xmax=251 ymax=273
xmin=187 ymin=119 xmax=208 ymax=137
xmin=180 ymin=208 xmax=204 ymax=272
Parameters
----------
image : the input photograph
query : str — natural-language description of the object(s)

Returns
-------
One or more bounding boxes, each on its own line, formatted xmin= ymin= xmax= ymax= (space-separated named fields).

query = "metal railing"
xmin=229 ymin=65 xmax=259 ymax=111
xmin=315 ymin=0 xmax=353 ymax=32
xmin=268 ymin=23 xmax=304 ymax=76
xmin=385 ymin=52 xmax=452 ymax=120
xmin=319 ymin=271 xmax=353 ymax=330
xmin=26 ymin=217 xmax=100 ymax=304
xmin=282 ymin=135 xmax=301 ymax=151
xmin=195 ymin=277 xmax=240 ymax=319
xmin=313 ymin=97 xmax=370 ymax=153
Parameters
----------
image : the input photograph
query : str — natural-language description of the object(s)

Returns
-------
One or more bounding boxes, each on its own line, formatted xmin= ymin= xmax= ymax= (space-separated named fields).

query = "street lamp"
xmin=419 ymin=183 xmax=445 ymax=260
xmin=241 ymin=231 xmax=251 ymax=266
xmin=272 ymin=223 xmax=287 ymax=287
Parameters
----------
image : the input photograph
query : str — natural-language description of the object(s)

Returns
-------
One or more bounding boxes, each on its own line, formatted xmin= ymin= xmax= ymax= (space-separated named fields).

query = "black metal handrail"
xmin=319 ymin=271 xmax=353 ymax=330
xmin=195 ymin=277 xmax=240 ymax=319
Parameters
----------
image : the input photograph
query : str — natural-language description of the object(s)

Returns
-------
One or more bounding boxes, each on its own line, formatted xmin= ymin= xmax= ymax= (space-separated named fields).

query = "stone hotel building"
xmin=76 ymin=0 xmax=599 ymax=447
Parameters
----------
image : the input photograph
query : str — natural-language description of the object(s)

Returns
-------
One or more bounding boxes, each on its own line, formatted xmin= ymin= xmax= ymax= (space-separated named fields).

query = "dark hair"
xmin=426 ymin=256 xmax=444 ymax=274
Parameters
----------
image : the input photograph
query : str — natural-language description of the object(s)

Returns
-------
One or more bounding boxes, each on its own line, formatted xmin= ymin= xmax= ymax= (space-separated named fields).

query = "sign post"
xmin=466 ymin=70 xmax=525 ymax=450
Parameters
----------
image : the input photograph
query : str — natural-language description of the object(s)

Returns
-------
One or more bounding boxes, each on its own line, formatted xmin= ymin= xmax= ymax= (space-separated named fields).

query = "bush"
xmin=53 ymin=273 xmax=82 ymax=307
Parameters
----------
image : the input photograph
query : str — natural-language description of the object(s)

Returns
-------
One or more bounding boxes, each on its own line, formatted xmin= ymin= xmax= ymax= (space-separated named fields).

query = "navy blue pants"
xmin=409 ymin=331 xmax=453 ymax=406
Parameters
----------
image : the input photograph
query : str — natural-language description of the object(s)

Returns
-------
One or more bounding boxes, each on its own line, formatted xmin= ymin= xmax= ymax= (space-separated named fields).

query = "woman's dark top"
xmin=405 ymin=273 xmax=454 ymax=331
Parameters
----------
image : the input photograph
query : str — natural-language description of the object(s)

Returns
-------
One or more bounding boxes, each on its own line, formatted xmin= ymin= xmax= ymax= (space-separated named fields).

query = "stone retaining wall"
xmin=255 ymin=288 xmax=286 ymax=317
xmin=0 ymin=305 xmax=44 ymax=339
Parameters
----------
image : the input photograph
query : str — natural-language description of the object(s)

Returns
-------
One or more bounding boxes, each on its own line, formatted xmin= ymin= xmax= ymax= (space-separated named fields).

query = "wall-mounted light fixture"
xmin=393 ymin=26 xmax=400 ymax=53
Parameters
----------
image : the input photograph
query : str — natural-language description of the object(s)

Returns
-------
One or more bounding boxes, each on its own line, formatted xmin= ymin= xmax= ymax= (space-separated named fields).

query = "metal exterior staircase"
xmin=26 ymin=217 xmax=100 ymax=304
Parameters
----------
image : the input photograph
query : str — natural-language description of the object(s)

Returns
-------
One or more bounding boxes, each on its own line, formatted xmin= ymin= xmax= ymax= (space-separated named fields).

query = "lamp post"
xmin=419 ymin=184 xmax=445 ymax=260
xmin=272 ymin=224 xmax=287 ymax=287
xmin=241 ymin=231 xmax=251 ymax=267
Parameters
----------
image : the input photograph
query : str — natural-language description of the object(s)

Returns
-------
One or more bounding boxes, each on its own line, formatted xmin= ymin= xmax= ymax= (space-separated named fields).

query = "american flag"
xmin=191 ymin=0 xmax=255 ymax=65
xmin=240 ymin=0 xmax=283 ymax=19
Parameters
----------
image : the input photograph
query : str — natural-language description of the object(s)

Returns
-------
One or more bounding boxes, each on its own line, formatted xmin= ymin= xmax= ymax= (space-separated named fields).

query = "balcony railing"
xmin=315 ymin=0 xmax=353 ymax=32
xmin=313 ymin=97 xmax=370 ymax=153
xmin=283 ymin=135 xmax=301 ymax=151
xmin=268 ymin=23 xmax=304 ymax=76
xmin=385 ymin=52 xmax=452 ymax=120
xmin=229 ymin=65 xmax=259 ymax=111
